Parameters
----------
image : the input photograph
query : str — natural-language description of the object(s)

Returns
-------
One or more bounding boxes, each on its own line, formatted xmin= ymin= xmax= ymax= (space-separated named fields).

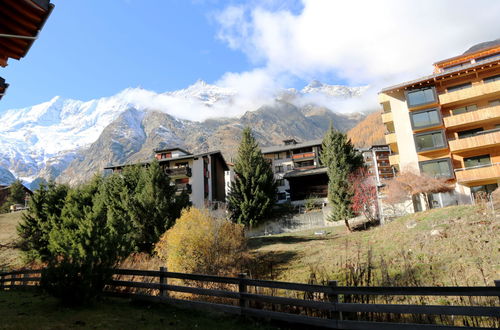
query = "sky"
xmin=1 ymin=0 xmax=499 ymax=115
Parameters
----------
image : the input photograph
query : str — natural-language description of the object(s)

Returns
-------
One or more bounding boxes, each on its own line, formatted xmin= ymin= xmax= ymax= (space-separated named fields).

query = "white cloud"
xmin=214 ymin=0 xmax=500 ymax=111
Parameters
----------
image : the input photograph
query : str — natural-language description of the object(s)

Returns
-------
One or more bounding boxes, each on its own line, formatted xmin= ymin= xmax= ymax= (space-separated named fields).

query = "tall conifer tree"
xmin=227 ymin=127 xmax=277 ymax=227
xmin=321 ymin=123 xmax=363 ymax=231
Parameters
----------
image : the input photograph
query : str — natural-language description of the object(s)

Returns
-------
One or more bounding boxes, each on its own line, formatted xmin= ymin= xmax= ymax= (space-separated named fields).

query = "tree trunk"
xmin=344 ymin=217 xmax=352 ymax=232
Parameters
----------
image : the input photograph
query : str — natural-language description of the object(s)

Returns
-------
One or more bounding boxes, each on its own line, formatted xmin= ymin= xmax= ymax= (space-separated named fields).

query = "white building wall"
xmin=190 ymin=158 xmax=205 ymax=209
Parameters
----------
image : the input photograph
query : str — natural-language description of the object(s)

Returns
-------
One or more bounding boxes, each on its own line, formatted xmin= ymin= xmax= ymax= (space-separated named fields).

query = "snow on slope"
xmin=0 ymin=80 xmax=367 ymax=183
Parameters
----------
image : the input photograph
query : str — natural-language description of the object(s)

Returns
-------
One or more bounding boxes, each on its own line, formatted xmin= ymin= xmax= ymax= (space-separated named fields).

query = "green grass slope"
xmin=248 ymin=205 xmax=499 ymax=286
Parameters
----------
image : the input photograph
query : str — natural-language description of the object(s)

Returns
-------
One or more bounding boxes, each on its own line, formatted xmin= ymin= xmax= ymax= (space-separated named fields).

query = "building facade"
xmin=105 ymin=148 xmax=228 ymax=209
xmin=261 ymin=139 xmax=327 ymax=204
xmin=379 ymin=40 xmax=500 ymax=207
xmin=360 ymin=145 xmax=395 ymax=186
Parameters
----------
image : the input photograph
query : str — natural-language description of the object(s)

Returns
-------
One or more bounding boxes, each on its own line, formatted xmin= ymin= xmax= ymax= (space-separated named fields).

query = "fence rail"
xmin=1 ymin=268 xmax=499 ymax=329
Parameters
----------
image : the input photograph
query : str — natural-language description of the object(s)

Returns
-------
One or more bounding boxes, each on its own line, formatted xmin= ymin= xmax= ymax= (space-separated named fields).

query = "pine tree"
xmin=321 ymin=124 xmax=364 ymax=231
xmin=17 ymin=181 xmax=69 ymax=262
xmin=227 ymin=127 xmax=277 ymax=227
xmin=6 ymin=179 xmax=26 ymax=206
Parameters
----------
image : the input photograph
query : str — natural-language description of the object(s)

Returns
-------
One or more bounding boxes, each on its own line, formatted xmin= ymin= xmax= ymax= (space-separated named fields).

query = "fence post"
xmin=238 ymin=273 xmax=248 ymax=315
xmin=159 ymin=266 xmax=168 ymax=298
xmin=328 ymin=280 xmax=342 ymax=322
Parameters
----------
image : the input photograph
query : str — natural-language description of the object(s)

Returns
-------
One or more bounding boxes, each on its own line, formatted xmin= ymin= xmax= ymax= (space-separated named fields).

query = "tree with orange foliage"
xmin=384 ymin=170 xmax=453 ymax=210
xmin=349 ymin=168 xmax=378 ymax=224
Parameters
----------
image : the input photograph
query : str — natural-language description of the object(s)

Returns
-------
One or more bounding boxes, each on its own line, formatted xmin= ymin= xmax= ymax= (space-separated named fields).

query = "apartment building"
xmin=379 ymin=39 xmax=500 ymax=208
xmin=261 ymin=139 xmax=327 ymax=204
xmin=360 ymin=145 xmax=395 ymax=186
xmin=105 ymin=147 xmax=228 ymax=209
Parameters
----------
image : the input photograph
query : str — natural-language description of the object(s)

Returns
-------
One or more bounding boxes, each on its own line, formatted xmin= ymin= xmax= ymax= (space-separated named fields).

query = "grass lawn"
xmin=0 ymin=290 xmax=279 ymax=330
xmin=248 ymin=205 xmax=499 ymax=286
xmin=0 ymin=212 xmax=24 ymax=271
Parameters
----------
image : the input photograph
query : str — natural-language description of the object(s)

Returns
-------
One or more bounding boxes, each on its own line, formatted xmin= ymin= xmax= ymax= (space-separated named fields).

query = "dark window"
xmin=457 ymin=127 xmax=483 ymax=139
xmin=464 ymin=154 xmax=491 ymax=168
xmin=471 ymin=183 xmax=498 ymax=196
xmin=452 ymin=104 xmax=477 ymax=115
xmin=276 ymin=179 xmax=285 ymax=187
xmin=419 ymin=158 xmax=453 ymax=178
xmin=489 ymin=99 xmax=500 ymax=106
xmin=414 ymin=130 xmax=446 ymax=151
xmin=286 ymin=151 xmax=292 ymax=158
xmin=406 ymin=87 xmax=436 ymax=108
xmin=275 ymin=165 xmax=283 ymax=173
xmin=410 ymin=108 xmax=441 ymax=129
xmin=295 ymin=160 xmax=314 ymax=168
xmin=277 ymin=192 xmax=287 ymax=201
xmin=274 ymin=153 xmax=282 ymax=160
xmin=447 ymin=82 xmax=472 ymax=93
xmin=483 ymin=74 xmax=500 ymax=83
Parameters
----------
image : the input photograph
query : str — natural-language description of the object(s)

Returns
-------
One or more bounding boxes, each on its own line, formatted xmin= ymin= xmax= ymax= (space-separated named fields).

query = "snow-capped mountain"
xmin=0 ymin=166 xmax=15 ymax=186
xmin=0 ymin=80 xmax=369 ymax=186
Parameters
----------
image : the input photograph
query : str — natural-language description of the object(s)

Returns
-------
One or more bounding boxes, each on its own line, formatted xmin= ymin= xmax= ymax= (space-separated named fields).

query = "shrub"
xmin=155 ymin=208 xmax=246 ymax=276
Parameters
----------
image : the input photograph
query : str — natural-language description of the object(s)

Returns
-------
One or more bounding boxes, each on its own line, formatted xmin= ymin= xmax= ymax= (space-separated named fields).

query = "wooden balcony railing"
xmin=292 ymin=152 xmax=315 ymax=160
xmin=385 ymin=133 xmax=397 ymax=145
xmin=389 ymin=154 xmax=399 ymax=166
xmin=439 ymin=80 xmax=500 ymax=106
xmin=381 ymin=112 xmax=393 ymax=123
xmin=454 ymin=163 xmax=500 ymax=184
xmin=165 ymin=167 xmax=191 ymax=177
xmin=448 ymin=129 xmax=500 ymax=153
xmin=443 ymin=104 xmax=500 ymax=129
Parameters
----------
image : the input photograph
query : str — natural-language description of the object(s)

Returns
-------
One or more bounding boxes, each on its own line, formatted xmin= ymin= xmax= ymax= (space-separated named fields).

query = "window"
xmin=410 ymin=108 xmax=441 ymax=129
xmin=471 ymin=183 xmax=498 ymax=196
xmin=447 ymin=82 xmax=472 ymax=93
xmin=274 ymin=165 xmax=283 ymax=173
xmin=406 ymin=87 xmax=437 ymax=108
xmin=286 ymin=151 xmax=291 ymax=158
xmin=276 ymin=179 xmax=285 ymax=187
xmin=295 ymin=160 xmax=314 ymax=168
xmin=286 ymin=164 xmax=293 ymax=171
xmin=489 ymin=99 xmax=500 ymax=106
xmin=457 ymin=127 xmax=483 ymax=139
xmin=483 ymin=74 xmax=500 ymax=83
xmin=419 ymin=158 xmax=453 ymax=178
xmin=277 ymin=192 xmax=287 ymax=201
xmin=274 ymin=153 xmax=282 ymax=160
xmin=451 ymin=104 xmax=477 ymax=115
xmin=414 ymin=130 xmax=446 ymax=152
xmin=464 ymin=154 xmax=491 ymax=168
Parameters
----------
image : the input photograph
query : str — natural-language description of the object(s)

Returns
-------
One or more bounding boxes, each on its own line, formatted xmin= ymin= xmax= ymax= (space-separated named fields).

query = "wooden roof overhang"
xmin=0 ymin=0 xmax=54 ymax=67
xmin=0 ymin=76 xmax=8 ymax=100
xmin=380 ymin=55 xmax=500 ymax=94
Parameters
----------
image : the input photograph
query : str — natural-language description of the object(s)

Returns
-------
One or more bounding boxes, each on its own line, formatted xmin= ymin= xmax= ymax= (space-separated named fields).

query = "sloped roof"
xmin=261 ymin=139 xmax=323 ymax=154
xmin=463 ymin=38 xmax=500 ymax=55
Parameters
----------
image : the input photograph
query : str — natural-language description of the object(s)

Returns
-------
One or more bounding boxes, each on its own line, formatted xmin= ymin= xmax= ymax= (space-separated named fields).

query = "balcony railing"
xmin=165 ymin=167 xmax=192 ymax=177
xmin=292 ymin=152 xmax=315 ymax=160
xmin=454 ymin=162 xmax=500 ymax=184
xmin=382 ymin=112 xmax=393 ymax=123
xmin=175 ymin=183 xmax=192 ymax=194
xmin=389 ymin=154 xmax=399 ymax=165
xmin=439 ymin=80 xmax=500 ymax=105
xmin=443 ymin=104 xmax=500 ymax=129
xmin=385 ymin=133 xmax=397 ymax=145
xmin=448 ymin=128 xmax=500 ymax=153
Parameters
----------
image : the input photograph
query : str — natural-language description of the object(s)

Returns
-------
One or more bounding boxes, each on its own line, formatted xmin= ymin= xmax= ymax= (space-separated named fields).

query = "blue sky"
xmin=0 ymin=0 xmax=269 ymax=112
xmin=1 ymin=0 xmax=499 ymax=115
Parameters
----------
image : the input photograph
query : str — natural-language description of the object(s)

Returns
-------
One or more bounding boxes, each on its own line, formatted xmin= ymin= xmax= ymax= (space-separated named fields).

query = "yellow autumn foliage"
xmin=154 ymin=208 xmax=246 ymax=276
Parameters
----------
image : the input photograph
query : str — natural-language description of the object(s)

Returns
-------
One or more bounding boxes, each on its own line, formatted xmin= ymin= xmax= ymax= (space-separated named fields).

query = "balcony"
xmin=165 ymin=166 xmax=192 ymax=177
xmin=448 ymin=129 xmax=500 ymax=153
xmin=292 ymin=152 xmax=315 ymax=160
xmin=439 ymin=80 xmax=500 ymax=106
xmin=385 ymin=133 xmax=397 ymax=145
xmin=443 ymin=104 xmax=500 ymax=129
xmin=455 ymin=163 xmax=500 ymax=185
xmin=382 ymin=112 xmax=393 ymax=123
xmin=389 ymin=154 xmax=399 ymax=166
xmin=175 ymin=183 xmax=192 ymax=194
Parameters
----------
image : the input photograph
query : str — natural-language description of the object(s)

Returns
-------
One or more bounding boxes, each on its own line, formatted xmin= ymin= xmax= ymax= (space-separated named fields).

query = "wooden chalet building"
xmin=105 ymin=148 xmax=229 ymax=209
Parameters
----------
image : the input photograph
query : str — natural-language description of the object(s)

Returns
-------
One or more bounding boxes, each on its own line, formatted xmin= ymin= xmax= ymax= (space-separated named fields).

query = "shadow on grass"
xmin=248 ymin=235 xmax=331 ymax=250
xmin=246 ymin=250 xmax=299 ymax=280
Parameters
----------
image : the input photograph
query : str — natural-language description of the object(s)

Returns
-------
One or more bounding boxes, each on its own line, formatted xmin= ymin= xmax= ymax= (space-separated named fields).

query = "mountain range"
xmin=0 ymin=80 xmax=374 ymax=188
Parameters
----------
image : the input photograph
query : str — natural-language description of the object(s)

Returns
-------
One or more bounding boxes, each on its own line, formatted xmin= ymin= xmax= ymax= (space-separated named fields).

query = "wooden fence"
xmin=1 ymin=268 xmax=499 ymax=329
